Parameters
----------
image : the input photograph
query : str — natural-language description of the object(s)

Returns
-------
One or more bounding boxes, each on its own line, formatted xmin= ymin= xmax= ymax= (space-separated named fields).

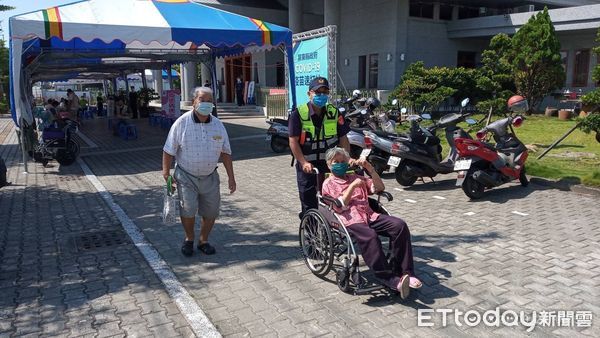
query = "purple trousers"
xmin=346 ymin=214 xmax=415 ymax=288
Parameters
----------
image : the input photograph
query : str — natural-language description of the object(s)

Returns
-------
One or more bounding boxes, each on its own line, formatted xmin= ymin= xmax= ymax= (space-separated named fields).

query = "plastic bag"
xmin=162 ymin=176 xmax=180 ymax=225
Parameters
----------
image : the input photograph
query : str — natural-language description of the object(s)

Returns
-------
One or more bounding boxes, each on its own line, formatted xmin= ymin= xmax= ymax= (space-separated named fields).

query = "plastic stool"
xmin=119 ymin=124 xmax=138 ymax=140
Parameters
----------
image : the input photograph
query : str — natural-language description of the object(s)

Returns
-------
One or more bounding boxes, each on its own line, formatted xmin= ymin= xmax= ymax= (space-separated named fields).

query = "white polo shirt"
xmin=163 ymin=111 xmax=232 ymax=176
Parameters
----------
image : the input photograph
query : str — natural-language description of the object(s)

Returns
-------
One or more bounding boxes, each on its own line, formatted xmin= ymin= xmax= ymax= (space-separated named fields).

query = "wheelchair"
xmin=33 ymin=118 xmax=80 ymax=167
xmin=299 ymin=168 xmax=395 ymax=294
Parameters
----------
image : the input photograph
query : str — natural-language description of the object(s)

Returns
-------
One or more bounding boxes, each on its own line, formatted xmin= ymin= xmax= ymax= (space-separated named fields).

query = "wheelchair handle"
xmin=321 ymin=195 xmax=342 ymax=209
xmin=377 ymin=191 xmax=393 ymax=202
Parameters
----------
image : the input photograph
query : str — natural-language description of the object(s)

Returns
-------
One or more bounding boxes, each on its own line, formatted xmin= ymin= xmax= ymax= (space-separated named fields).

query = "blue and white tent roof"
xmin=9 ymin=0 xmax=296 ymax=126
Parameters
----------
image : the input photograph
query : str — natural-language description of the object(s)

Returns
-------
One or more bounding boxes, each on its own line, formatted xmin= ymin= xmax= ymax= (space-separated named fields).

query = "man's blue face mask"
xmin=312 ymin=93 xmax=329 ymax=108
xmin=331 ymin=162 xmax=349 ymax=176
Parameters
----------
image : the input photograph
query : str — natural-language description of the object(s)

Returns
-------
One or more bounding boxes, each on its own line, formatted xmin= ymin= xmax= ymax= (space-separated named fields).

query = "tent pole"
xmin=124 ymin=72 xmax=129 ymax=94
xmin=168 ymin=64 xmax=174 ymax=90
xmin=141 ymin=70 xmax=148 ymax=89
xmin=20 ymin=124 xmax=28 ymax=174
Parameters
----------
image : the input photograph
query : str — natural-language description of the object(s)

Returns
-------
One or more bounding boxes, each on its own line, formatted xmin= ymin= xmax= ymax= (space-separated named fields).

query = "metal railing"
xmin=266 ymin=94 xmax=289 ymax=119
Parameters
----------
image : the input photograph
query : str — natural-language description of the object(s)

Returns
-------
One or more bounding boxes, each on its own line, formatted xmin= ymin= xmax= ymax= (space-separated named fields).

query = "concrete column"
xmin=288 ymin=0 xmax=302 ymax=33
xmin=152 ymin=70 xmax=163 ymax=98
xmin=452 ymin=5 xmax=459 ymax=20
xmin=200 ymin=62 xmax=211 ymax=86
xmin=184 ymin=62 xmax=198 ymax=101
xmin=394 ymin=0 xmax=410 ymax=83
xmin=324 ymin=0 xmax=340 ymax=27
xmin=433 ymin=3 xmax=440 ymax=20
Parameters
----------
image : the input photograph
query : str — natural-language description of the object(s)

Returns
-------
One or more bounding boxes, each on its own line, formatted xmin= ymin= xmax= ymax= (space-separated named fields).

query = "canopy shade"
xmin=10 ymin=0 xmax=296 ymax=126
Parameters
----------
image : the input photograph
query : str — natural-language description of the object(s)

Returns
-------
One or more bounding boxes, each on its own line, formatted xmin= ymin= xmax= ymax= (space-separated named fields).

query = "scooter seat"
xmin=372 ymin=130 xmax=402 ymax=139
xmin=271 ymin=118 xmax=288 ymax=125
xmin=350 ymin=127 xmax=370 ymax=133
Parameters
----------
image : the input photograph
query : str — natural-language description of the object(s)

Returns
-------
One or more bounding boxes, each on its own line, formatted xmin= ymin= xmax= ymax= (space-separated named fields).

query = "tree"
xmin=476 ymin=33 xmax=516 ymax=114
xmin=582 ymin=29 xmax=600 ymax=108
xmin=389 ymin=61 xmax=479 ymax=112
xmin=0 ymin=2 xmax=15 ymax=113
xmin=510 ymin=7 xmax=564 ymax=112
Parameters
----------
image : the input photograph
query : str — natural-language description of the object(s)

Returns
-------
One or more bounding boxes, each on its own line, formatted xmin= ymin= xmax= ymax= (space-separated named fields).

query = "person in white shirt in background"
xmin=162 ymin=86 xmax=236 ymax=257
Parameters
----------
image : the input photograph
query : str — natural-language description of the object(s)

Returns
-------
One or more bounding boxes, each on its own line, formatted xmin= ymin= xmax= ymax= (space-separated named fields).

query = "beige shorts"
xmin=174 ymin=165 xmax=221 ymax=219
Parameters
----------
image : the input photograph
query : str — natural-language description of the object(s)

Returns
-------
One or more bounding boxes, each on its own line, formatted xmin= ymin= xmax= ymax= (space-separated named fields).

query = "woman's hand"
xmin=350 ymin=178 xmax=364 ymax=190
xmin=350 ymin=158 xmax=374 ymax=172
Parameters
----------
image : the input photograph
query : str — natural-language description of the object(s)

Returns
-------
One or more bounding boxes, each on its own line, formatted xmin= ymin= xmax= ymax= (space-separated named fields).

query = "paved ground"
xmin=1 ymin=115 xmax=599 ymax=337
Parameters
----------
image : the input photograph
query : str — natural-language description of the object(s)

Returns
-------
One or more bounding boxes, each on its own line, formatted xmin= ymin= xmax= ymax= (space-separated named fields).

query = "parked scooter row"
xmin=360 ymin=96 xmax=530 ymax=199
xmin=265 ymin=90 xmax=530 ymax=199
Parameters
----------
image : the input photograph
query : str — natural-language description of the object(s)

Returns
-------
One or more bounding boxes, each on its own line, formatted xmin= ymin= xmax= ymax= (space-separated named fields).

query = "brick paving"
xmin=0 ymin=117 xmax=193 ymax=337
xmin=1 ymin=115 xmax=599 ymax=337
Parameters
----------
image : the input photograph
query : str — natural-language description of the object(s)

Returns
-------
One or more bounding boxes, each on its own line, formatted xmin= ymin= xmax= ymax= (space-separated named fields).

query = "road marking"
xmin=76 ymin=131 xmax=98 ymax=148
xmin=230 ymin=134 xmax=267 ymax=141
xmin=394 ymin=188 xmax=404 ymax=192
xmin=464 ymin=212 xmax=476 ymax=216
xmin=512 ymin=211 xmax=529 ymax=216
xmin=433 ymin=195 xmax=446 ymax=200
xmin=77 ymin=158 xmax=221 ymax=338
xmin=404 ymin=199 xmax=417 ymax=203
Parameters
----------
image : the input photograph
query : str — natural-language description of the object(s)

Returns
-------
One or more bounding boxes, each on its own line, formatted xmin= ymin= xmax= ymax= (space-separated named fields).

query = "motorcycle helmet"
xmin=507 ymin=95 xmax=528 ymax=113
xmin=366 ymin=97 xmax=381 ymax=110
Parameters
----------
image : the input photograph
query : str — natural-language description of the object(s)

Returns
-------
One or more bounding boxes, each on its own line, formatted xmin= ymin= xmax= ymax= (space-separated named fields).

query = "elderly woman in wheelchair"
xmin=299 ymin=147 xmax=421 ymax=298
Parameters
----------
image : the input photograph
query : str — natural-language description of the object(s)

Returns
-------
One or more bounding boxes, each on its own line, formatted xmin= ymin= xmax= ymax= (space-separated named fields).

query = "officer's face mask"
xmin=330 ymin=162 xmax=349 ymax=177
xmin=312 ymin=93 xmax=328 ymax=108
xmin=195 ymin=102 xmax=214 ymax=116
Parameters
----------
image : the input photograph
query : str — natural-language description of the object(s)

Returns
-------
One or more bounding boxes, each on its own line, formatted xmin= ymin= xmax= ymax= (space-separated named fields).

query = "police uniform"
xmin=288 ymin=77 xmax=349 ymax=217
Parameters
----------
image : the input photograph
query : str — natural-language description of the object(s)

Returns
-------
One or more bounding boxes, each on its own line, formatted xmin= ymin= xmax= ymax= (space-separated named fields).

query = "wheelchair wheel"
xmin=336 ymin=268 xmax=352 ymax=293
xmin=299 ymin=209 xmax=334 ymax=277
xmin=55 ymin=140 xmax=79 ymax=166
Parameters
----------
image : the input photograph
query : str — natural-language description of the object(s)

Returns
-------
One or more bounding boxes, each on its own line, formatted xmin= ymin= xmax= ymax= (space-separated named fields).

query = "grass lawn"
xmin=395 ymin=114 xmax=600 ymax=187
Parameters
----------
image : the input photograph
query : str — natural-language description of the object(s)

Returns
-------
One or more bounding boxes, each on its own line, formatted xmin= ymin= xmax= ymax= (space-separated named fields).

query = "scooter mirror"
xmin=360 ymin=109 xmax=368 ymax=115
xmin=391 ymin=99 xmax=398 ymax=106
xmin=461 ymin=98 xmax=470 ymax=107
xmin=352 ymin=89 xmax=361 ymax=97
xmin=400 ymin=108 xmax=407 ymax=114
xmin=465 ymin=118 xmax=477 ymax=125
xmin=421 ymin=113 xmax=432 ymax=120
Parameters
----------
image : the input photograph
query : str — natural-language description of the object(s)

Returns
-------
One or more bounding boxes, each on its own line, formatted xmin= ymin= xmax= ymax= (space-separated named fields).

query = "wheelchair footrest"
xmin=354 ymin=284 xmax=386 ymax=295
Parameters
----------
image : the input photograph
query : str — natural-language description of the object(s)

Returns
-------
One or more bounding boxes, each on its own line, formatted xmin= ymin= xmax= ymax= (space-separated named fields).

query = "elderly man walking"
xmin=162 ymin=87 xmax=236 ymax=256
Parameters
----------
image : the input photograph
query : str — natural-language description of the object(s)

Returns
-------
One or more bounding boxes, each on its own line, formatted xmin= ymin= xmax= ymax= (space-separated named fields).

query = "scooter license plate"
xmin=265 ymin=135 xmax=272 ymax=141
xmin=456 ymin=170 xmax=466 ymax=186
xmin=359 ymin=148 xmax=371 ymax=159
xmin=454 ymin=159 xmax=472 ymax=171
xmin=387 ymin=156 xmax=401 ymax=167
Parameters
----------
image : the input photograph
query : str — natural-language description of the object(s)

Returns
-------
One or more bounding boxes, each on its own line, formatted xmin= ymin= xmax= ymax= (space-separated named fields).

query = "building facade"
xmin=191 ymin=0 xmax=600 ymax=104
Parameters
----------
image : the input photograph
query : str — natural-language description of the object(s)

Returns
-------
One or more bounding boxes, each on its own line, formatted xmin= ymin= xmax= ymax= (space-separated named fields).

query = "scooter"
xmin=265 ymin=90 xmax=368 ymax=156
xmin=266 ymin=117 xmax=290 ymax=153
xmin=359 ymin=102 xmax=408 ymax=175
xmin=393 ymin=98 xmax=477 ymax=186
xmin=453 ymin=113 xmax=528 ymax=199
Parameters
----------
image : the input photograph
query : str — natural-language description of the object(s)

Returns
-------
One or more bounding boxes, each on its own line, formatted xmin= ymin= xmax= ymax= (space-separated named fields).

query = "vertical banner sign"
xmin=290 ymin=36 xmax=329 ymax=107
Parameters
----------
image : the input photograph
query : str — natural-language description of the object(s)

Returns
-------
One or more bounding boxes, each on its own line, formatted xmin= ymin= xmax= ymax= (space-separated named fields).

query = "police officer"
xmin=288 ymin=77 xmax=350 ymax=218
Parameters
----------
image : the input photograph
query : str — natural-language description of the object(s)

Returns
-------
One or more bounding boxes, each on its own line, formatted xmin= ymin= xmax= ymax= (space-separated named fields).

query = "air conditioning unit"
xmin=514 ymin=5 xmax=535 ymax=13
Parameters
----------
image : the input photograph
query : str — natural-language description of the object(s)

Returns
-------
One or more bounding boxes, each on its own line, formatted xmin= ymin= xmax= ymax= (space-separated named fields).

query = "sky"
xmin=0 ymin=0 xmax=76 ymax=41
